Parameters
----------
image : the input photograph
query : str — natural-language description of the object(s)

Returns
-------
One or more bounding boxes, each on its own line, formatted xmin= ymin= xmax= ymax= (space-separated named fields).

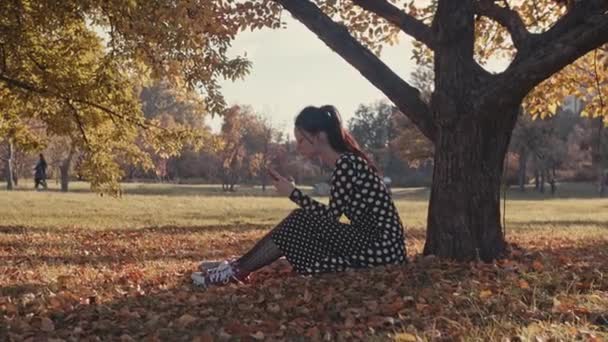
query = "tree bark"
xmin=422 ymin=1 xmax=516 ymax=261
xmin=539 ymin=169 xmax=545 ymax=193
xmin=518 ymin=148 xmax=527 ymax=192
xmin=5 ymin=140 xmax=14 ymax=190
xmin=549 ymin=168 xmax=557 ymax=196
xmin=593 ymin=117 xmax=605 ymax=197
xmin=423 ymin=106 xmax=517 ymax=261
xmin=60 ymin=146 xmax=75 ymax=192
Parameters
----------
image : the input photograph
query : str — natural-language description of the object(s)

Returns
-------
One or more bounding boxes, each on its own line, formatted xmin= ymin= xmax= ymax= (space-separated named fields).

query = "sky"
xmin=211 ymin=17 xmax=508 ymax=137
xmin=210 ymin=17 xmax=418 ymax=136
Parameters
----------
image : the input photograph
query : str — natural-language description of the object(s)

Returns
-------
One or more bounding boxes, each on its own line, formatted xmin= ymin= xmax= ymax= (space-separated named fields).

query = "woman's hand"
xmin=268 ymin=168 xmax=295 ymax=197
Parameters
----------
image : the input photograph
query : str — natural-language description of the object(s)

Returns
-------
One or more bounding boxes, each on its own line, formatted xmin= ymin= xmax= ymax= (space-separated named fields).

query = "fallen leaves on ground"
xmin=1 ymin=227 xmax=607 ymax=340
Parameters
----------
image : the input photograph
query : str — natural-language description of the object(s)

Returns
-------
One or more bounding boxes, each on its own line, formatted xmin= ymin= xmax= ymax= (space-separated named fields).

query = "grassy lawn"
xmin=1 ymin=181 xmax=607 ymax=340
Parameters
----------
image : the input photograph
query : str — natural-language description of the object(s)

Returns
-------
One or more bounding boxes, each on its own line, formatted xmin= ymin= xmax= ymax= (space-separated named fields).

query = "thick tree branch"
xmin=482 ymin=3 xmax=608 ymax=108
xmin=352 ymin=0 xmax=435 ymax=50
xmin=0 ymin=73 xmax=40 ymax=93
xmin=0 ymin=73 xmax=146 ymax=130
xmin=535 ymin=0 xmax=608 ymax=45
xmin=474 ymin=0 xmax=530 ymax=50
xmin=0 ymin=45 xmax=6 ymax=73
xmin=66 ymin=100 xmax=90 ymax=147
xmin=274 ymin=0 xmax=436 ymax=141
xmin=594 ymin=50 xmax=606 ymax=111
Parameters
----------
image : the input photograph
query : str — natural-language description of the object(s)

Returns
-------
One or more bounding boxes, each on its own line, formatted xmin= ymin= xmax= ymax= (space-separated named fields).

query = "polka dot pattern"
xmin=271 ymin=153 xmax=407 ymax=275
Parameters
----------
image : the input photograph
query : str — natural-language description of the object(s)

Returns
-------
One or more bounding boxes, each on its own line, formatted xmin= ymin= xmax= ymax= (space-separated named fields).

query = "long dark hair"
xmin=295 ymin=105 xmax=377 ymax=172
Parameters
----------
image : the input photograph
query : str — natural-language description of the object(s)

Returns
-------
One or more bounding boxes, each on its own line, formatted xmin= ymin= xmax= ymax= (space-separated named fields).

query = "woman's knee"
xmin=275 ymin=209 xmax=310 ymax=232
xmin=291 ymin=208 xmax=305 ymax=214
xmin=287 ymin=208 xmax=307 ymax=219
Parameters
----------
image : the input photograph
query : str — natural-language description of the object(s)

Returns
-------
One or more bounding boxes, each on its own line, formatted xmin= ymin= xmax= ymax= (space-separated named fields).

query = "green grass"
xmin=1 ymin=181 xmax=606 ymax=235
xmin=0 ymin=181 xmax=303 ymax=229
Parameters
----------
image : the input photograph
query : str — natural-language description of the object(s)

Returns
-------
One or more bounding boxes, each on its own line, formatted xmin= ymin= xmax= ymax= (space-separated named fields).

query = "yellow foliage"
xmin=0 ymin=0 xmax=277 ymax=194
xmin=525 ymin=47 xmax=608 ymax=119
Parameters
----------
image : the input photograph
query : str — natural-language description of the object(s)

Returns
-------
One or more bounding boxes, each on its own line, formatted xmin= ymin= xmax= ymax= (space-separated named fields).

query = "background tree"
xmin=0 ymin=139 xmax=15 ymax=190
xmin=348 ymin=101 xmax=395 ymax=169
xmin=509 ymin=107 xmax=578 ymax=193
xmin=0 ymin=0 xmax=279 ymax=194
xmin=348 ymin=100 xmax=433 ymax=185
xmin=263 ymin=0 xmax=608 ymax=260
xmin=248 ymin=118 xmax=282 ymax=192
xmin=389 ymin=65 xmax=435 ymax=170
xmin=572 ymin=113 xmax=608 ymax=187
xmin=137 ymin=81 xmax=217 ymax=182
xmin=525 ymin=47 xmax=608 ymax=195
xmin=0 ymin=108 xmax=43 ymax=190
xmin=43 ymin=136 xmax=80 ymax=192
xmin=389 ymin=112 xmax=434 ymax=169
xmin=215 ymin=106 xmax=277 ymax=191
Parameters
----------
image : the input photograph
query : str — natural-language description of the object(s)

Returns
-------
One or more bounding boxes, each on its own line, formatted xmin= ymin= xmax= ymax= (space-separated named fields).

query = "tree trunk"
xmin=518 ymin=148 xmax=527 ymax=192
xmin=127 ymin=166 xmax=136 ymax=180
xmin=534 ymin=168 xmax=540 ymax=190
xmin=60 ymin=146 xmax=75 ymax=192
xmin=539 ymin=169 xmax=545 ymax=193
xmin=261 ymin=172 xmax=267 ymax=192
xmin=422 ymin=0 xmax=521 ymax=262
xmin=5 ymin=140 xmax=15 ymax=190
xmin=423 ymin=107 xmax=518 ymax=261
xmin=594 ymin=117 xmax=605 ymax=197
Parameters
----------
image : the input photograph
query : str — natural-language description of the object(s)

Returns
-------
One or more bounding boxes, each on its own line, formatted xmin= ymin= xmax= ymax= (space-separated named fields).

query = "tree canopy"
xmin=0 ymin=0 xmax=279 ymax=193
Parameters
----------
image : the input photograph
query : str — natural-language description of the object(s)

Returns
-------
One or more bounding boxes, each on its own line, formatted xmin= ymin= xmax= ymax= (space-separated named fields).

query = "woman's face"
xmin=294 ymin=128 xmax=318 ymax=159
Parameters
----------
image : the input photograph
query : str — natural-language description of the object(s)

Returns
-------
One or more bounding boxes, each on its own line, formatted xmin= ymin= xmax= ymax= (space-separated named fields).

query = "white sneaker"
xmin=197 ymin=259 xmax=224 ymax=272
xmin=191 ymin=261 xmax=246 ymax=287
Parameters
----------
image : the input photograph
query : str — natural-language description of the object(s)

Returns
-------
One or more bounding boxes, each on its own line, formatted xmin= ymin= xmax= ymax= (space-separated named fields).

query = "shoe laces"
xmin=207 ymin=261 xmax=237 ymax=284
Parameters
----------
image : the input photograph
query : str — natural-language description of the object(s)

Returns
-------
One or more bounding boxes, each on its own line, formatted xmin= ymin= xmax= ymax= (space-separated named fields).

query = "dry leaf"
xmin=415 ymin=303 xmax=428 ymax=311
xmin=479 ymin=290 xmax=493 ymax=300
xmin=250 ymin=331 xmax=265 ymax=340
xmin=177 ymin=314 xmax=197 ymax=328
xmin=380 ymin=300 xmax=405 ymax=315
xmin=394 ymin=332 xmax=418 ymax=342
xmin=266 ymin=303 xmax=281 ymax=314
xmin=49 ymin=297 xmax=63 ymax=309
xmin=57 ymin=275 xmax=74 ymax=289
xmin=532 ymin=260 xmax=544 ymax=272
xmin=40 ymin=317 xmax=55 ymax=332
xmin=192 ymin=332 xmax=214 ymax=342
xmin=302 ymin=288 xmax=312 ymax=303
xmin=120 ymin=334 xmax=135 ymax=342
xmin=305 ymin=326 xmax=320 ymax=339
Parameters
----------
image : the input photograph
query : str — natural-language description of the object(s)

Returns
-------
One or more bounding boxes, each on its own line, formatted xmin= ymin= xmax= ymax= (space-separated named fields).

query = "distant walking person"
xmin=34 ymin=153 xmax=48 ymax=190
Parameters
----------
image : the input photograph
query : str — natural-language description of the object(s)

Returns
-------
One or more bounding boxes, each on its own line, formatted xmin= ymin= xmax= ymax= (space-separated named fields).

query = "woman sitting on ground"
xmin=192 ymin=105 xmax=407 ymax=287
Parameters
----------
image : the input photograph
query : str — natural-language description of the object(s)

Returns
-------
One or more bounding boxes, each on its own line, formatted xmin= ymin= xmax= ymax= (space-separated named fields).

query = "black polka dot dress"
xmin=271 ymin=153 xmax=407 ymax=275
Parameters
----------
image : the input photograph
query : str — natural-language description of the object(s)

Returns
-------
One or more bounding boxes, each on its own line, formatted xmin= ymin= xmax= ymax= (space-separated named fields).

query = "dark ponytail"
xmin=295 ymin=105 xmax=378 ymax=172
